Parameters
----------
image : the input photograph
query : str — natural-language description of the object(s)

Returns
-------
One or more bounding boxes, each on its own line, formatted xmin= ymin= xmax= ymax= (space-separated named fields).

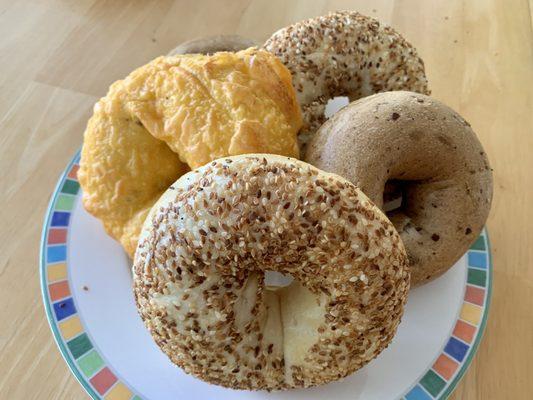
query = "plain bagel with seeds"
xmin=305 ymin=91 xmax=493 ymax=285
xmin=133 ymin=154 xmax=410 ymax=390
xmin=168 ymin=34 xmax=258 ymax=56
xmin=263 ymin=11 xmax=430 ymax=146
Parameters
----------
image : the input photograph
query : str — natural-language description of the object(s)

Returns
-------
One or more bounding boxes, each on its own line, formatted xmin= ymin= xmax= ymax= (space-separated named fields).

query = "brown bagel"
xmin=134 ymin=154 xmax=409 ymax=390
xmin=305 ymin=91 xmax=493 ymax=285
xmin=264 ymin=11 xmax=430 ymax=146
xmin=169 ymin=34 xmax=258 ymax=55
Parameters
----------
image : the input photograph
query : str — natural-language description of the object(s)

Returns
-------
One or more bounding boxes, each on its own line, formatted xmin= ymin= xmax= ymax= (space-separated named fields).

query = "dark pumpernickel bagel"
xmin=169 ymin=34 xmax=258 ymax=56
xmin=305 ymin=91 xmax=493 ymax=285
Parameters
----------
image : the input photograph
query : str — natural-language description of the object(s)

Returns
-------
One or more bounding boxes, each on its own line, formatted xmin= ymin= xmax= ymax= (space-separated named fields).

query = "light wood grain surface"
xmin=0 ymin=0 xmax=531 ymax=399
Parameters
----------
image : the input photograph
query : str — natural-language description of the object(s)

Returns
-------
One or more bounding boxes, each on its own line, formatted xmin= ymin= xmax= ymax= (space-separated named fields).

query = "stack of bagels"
xmin=79 ymin=11 xmax=493 ymax=391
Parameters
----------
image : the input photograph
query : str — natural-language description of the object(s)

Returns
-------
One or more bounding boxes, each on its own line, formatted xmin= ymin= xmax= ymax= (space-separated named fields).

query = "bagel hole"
xmin=383 ymin=180 xmax=405 ymax=213
xmin=324 ymin=96 xmax=350 ymax=118
xmin=265 ymin=270 xmax=294 ymax=288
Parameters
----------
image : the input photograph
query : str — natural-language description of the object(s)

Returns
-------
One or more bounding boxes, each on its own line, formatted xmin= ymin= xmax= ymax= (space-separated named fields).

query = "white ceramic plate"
xmin=40 ymin=152 xmax=491 ymax=400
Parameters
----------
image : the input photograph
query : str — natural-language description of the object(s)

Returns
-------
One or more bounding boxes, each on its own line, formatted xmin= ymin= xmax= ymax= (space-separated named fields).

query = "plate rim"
xmin=40 ymin=150 xmax=493 ymax=400
xmin=438 ymin=230 xmax=492 ymax=400
xmin=40 ymin=150 xmax=101 ymax=400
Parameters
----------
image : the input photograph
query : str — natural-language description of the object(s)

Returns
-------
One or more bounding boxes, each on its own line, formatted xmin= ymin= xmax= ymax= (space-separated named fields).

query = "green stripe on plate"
xmin=77 ymin=349 xmax=105 ymax=378
xmin=467 ymin=269 xmax=487 ymax=287
xmin=470 ymin=235 xmax=486 ymax=251
xmin=67 ymin=333 xmax=93 ymax=359
xmin=55 ymin=194 xmax=76 ymax=211
xmin=61 ymin=179 xmax=80 ymax=195
xmin=420 ymin=369 xmax=446 ymax=397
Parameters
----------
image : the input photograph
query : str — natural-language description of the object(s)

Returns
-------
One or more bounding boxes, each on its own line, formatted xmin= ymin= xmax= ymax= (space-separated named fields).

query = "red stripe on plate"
xmin=48 ymin=228 xmax=67 ymax=244
xmin=49 ymin=281 xmax=70 ymax=301
xmin=68 ymin=164 xmax=79 ymax=180
xmin=432 ymin=353 xmax=459 ymax=380
xmin=90 ymin=367 xmax=117 ymax=395
xmin=464 ymin=285 xmax=485 ymax=306
xmin=453 ymin=320 xmax=476 ymax=344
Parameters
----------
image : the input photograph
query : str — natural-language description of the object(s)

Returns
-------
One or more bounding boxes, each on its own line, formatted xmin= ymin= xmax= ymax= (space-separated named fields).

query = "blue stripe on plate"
xmin=47 ymin=245 xmax=67 ymax=263
xmin=405 ymin=385 xmax=433 ymax=400
xmin=51 ymin=211 xmax=71 ymax=227
xmin=444 ymin=337 xmax=469 ymax=362
xmin=53 ymin=297 xmax=76 ymax=321
xmin=468 ymin=252 xmax=487 ymax=269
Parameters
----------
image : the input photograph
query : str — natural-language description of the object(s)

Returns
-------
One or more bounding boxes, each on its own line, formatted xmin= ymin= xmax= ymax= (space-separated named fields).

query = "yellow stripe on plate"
xmin=460 ymin=302 xmax=482 ymax=325
xmin=47 ymin=263 xmax=67 ymax=282
xmin=104 ymin=382 xmax=132 ymax=400
xmin=59 ymin=316 xmax=83 ymax=340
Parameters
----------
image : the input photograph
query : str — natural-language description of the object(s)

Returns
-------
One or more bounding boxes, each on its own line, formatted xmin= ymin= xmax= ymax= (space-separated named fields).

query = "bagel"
xmin=305 ymin=91 xmax=493 ymax=285
xmin=133 ymin=154 xmax=409 ymax=390
xmin=263 ymin=11 xmax=430 ymax=145
xmin=79 ymin=49 xmax=302 ymax=257
xmin=118 ymin=48 xmax=302 ymax=169
xmin=78 ymin=81 xmax=189 ymax=257
xmin=168 ymin=34 xmax=258 ymax=55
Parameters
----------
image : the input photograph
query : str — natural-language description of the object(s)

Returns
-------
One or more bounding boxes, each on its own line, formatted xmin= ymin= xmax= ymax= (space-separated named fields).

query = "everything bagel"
xmin=264 ymin=11 xmax=430 ymax=145
xmin=133 ymin=154 xmax=409 ymax=390
xmin=305 ymin=91 xmax=493 ymax=285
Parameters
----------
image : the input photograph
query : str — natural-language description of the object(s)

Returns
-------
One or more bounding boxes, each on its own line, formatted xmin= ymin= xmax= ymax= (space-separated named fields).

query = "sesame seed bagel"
xmin=168 ymin=34 xmax=258 ymax=56
xmin=305 ymin=91 xmax=493 ymax=285
xmin=263 ymin=11 xmax=430 ymax=146
xmin=133 ymin=154 xmax=409 ymax=390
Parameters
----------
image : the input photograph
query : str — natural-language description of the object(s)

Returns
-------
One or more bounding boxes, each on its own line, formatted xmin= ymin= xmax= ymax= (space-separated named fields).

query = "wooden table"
xmin=1 ymin=1 xmax=531 ymax=399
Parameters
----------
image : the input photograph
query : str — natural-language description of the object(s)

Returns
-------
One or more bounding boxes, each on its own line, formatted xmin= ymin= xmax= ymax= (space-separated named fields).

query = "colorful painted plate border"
xmin=400 ymin=231 xmax=492 ymax=399
xmin=40 ymin=151 xmax=141 ymax=400
xmin=40 ymin=151 xmax=492 ymax=400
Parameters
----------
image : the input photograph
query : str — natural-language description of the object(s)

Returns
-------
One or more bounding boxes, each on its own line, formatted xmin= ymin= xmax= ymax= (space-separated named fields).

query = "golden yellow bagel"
xmin=122 ymin=48 xmax=302 ymax=168
xmin=78 ymin=82 xmax=189 ymax=257
xmin=79 ymin=48 xmax=302 ymax=257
